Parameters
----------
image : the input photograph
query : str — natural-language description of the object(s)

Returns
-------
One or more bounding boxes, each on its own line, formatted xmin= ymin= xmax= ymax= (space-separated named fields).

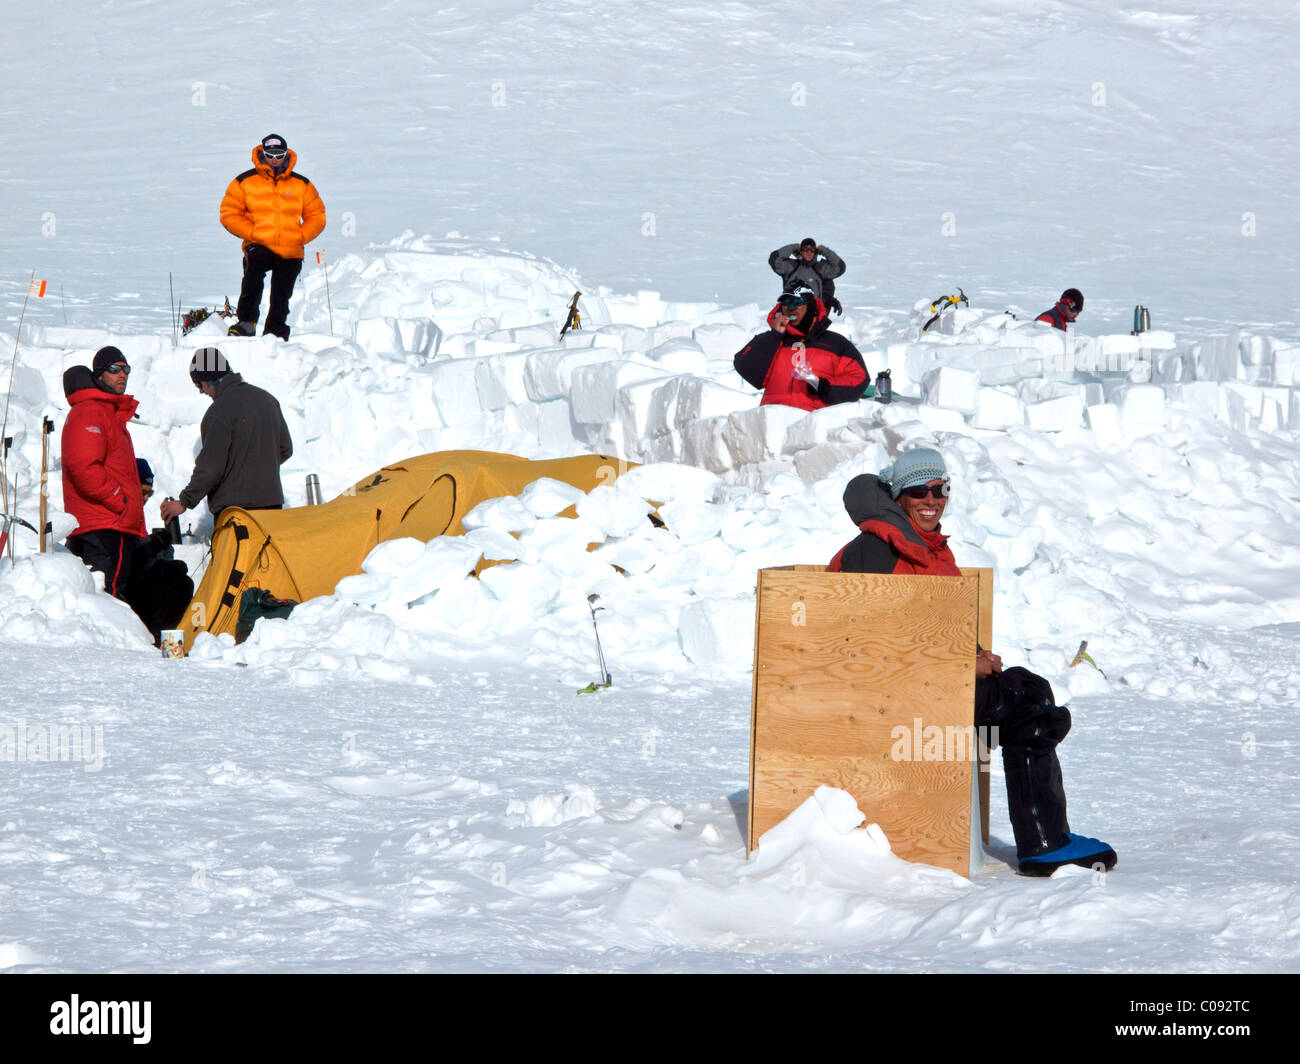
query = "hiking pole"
xmin=169 ymin=273 xmax=177 ymax=344
xmin=1 ymin=437 xmax=10 ymax=563
xmin=577 ymin=593 xmax=612 ymax=693
xmin=316 ymin=252 xmax=334 ymax=336
xmin=39 ymin=416 xmax=52 ymax=552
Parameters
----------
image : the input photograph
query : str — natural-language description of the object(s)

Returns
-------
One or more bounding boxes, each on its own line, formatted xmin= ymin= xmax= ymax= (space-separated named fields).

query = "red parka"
xmin=733 ymin=298 xmax=869 ymax=411
xmin=61 ymin=387 xmax=146 ymax=539
xmin=828 ymin=473 xmax=960 ymax=575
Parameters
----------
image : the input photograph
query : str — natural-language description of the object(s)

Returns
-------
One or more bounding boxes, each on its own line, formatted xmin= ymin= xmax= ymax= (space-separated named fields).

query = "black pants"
xmin=237 ymin=244 xmax=303 ymax=340
xmin=124 ymin=558 xmax=194 ymax=645
xmin=67 ymin=530 xmax=134 ymax=598
xmin=975 ymin=667 xmax=1073 ymax=860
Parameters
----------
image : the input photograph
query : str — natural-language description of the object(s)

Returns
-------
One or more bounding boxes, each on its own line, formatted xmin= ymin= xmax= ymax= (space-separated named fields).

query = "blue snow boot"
xmin=1018 ymin=833 xmax=1117 ymax=877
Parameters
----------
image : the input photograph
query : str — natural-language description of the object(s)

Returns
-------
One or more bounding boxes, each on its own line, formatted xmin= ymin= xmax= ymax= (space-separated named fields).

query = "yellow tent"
xmin=181 ymin=450 xmax=630 ymax=649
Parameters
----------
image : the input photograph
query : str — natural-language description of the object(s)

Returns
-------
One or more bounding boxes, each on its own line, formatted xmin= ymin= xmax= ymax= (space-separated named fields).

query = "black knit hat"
xmin=261 ymin=133 xmax=288 ymax=155
xmin=800 ymin=237 xmax=817 ymax=250
xmin=92 ymin=346 xmax=128 ymax=376
xmin=136 ymin=458 xmax=154 ymax=485
xmin=189 ymin=347 xmax=230 ymax=384
xmin=1061 ymin=288 xmax=1084 ymax=313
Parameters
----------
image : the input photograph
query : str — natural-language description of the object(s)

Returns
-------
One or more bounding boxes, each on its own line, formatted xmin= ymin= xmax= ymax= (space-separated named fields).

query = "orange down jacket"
xmin=219 ymin=146 xmax=326 ymax=260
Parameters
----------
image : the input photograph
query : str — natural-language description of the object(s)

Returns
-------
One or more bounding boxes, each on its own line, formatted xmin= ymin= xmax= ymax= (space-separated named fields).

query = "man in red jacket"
xmin=61 ymin=347 xmax=147 ymax=598
xmin=1035 ymin=288 xmax=1084 ymax=331
xmin=732 ymin=289 xmax=869 ymax=411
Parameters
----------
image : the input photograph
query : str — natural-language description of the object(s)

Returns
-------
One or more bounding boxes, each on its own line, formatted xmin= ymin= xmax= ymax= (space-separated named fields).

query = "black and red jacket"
xmin=828 ymin=474 xmax=960 ymax=576
xmin=61 ymin=371 xmax=146 ymax=540
xmin=1035 ymin=301 xmax=1072 ymax=331
xmin=733 ymin=298 xmax=869 ymax=412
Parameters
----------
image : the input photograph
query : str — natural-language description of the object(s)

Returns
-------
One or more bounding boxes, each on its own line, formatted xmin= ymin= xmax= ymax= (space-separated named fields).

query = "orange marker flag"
xmin=27 ymin=278 xmax=47 ymax=298
xmin=315 ymin=252 xmax=325 ymax=265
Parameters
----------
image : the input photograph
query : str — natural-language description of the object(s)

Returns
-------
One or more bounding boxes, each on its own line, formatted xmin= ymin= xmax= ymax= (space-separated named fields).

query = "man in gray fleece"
xmin=160 ymin=347 xmax=292 ymax=524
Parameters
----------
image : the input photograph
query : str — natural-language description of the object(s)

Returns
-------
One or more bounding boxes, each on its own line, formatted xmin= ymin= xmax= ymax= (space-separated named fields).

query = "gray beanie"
xmin=880 ymin=447 xmax=948 ymax=498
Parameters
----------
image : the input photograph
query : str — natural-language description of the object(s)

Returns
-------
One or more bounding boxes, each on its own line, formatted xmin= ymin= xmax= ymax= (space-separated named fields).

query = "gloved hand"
xmin=829 ymin=298 xmax=843 ymax=316
xmin=805 ymin=378 xmax=832 ymax=401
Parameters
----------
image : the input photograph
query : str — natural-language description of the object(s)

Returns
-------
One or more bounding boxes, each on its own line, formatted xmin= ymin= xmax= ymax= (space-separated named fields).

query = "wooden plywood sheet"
xmin=748 ymin=569 xmax=980 ymax=875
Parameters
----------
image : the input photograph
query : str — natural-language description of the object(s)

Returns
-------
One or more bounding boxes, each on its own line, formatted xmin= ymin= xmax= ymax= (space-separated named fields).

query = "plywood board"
xmin=748 ymin=569 xmax=980 ymax=876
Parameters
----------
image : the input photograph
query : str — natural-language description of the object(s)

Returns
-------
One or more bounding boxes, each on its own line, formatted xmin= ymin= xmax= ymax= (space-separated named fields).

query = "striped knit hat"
xmin=880 ymin=447 xmax=948 ymax=498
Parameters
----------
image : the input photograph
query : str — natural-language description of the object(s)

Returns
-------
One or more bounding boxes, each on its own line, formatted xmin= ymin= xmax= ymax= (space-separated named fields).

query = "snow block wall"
xmin=5 ymin=237 xmax=1300 ymax=692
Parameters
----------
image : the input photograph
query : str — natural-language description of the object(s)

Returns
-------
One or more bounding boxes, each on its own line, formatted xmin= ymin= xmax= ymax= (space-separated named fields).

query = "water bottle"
xmin=875 ymin=369 xmax=893 ymax=404
xmin=305 ymin=473 xmax=322 ymax=506
xmin=163 ymin=497 xmax=182 ymax=544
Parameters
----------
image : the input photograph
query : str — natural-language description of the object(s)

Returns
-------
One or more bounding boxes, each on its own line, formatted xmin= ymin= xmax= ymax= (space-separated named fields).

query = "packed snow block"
xmin=523 ymin=345 xmax=619 ymax=402
xmin=1190 ymin=334 xmax=1242 ymax=381
xmin=645 ymin=336 xmax=709 ymax=376
xmin=426 ymin=358 xmax=488 ymax=429
xmin=1025 ymin=393 xmax=1084 ymax=432
xmin=971 ymin=387 xmax=1025 ymax=430
xmin=672 ymin=376 xmax=754 ymax=428
xmin=749 ymin=566 xmax=994 ymax=876
xmin=680 ymin=597 xmax=754 ymax=670
xmin=921 ymin=366 xmax=979 ymax=415
xmin=1016 ymin=378 xmax=1084 ymax=404
xmin=792 ymin=443 xmax=861 ymax=484
xmin=723 ymin=405 xmax=807 ymax=467
xmin=397 ymin=317 xmax=441 ymax=361
xmin=691 ymin=322 xmax=750 ymax=361
xmin=474 ymin=351 xmax=534 ymax=411
xmin=533 ymin=399 xmax=579 ymax=451
xmin=569 ymin=360 xmax=666 ymax=425
xmin=1172 ymin=380 xmax=1219 ymax=415
xmin=635 ymin=290 xmax=663 ymax=327
xmin=615 ymin=376 xmax=676 ymax=457
xmin=782 ymin=403 xmax=865 ymax=453
xmin=647 ymin=320 xmax=694 ymax=349
xmin=351 ymin=317 xmax=405 ymax=360
xmin=590 ymin=324 xmax=642 ymax=355
xmin=1117 ymin=384 xmax=1166 ymax=436
xmin=1221 ymin=382 xmax=1263 ymax=432
xmin=1271 ymin=344 xmax=1300 ymax=386
xmin=641 ymin=433 xmax=680 ymax=463
xmin=644 ymin=376 xmax=684 ymax=440
xmin=679 ymin=416 xmax=732 ymax=473
xmin=1085 ymin=403 xmax=1124 ymax=451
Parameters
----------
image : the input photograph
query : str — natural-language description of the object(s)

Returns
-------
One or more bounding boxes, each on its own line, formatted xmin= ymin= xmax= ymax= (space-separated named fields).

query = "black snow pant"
xmin=67 ymin=529 xmax=134 ymax=599
xmin=236 ymin=244 xmax=303 ymax=340
xmin=975 ymin=667 xmax=1072 ymax=860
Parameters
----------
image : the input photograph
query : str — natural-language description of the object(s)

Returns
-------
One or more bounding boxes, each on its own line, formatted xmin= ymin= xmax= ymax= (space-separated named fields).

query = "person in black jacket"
xmin=160 ymin=347 xmax=292 ymax=525
xmin=768 ymin=238 xmax=846 ymax=314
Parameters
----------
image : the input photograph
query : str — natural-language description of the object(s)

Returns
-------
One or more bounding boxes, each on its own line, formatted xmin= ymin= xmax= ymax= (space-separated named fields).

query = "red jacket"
xmin=61 ymin=387 xmax=146 ymax=539
xmin=733 ymin=299 xmax=869 ymax=411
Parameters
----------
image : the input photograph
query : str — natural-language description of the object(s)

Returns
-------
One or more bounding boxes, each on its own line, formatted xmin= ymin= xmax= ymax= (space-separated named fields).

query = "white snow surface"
xmin=0 ymin=2 xmax=1298 ymax=973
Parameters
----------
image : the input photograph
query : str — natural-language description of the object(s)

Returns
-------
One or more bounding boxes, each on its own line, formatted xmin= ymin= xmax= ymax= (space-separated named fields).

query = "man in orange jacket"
xmin=220 ymin=133 xmax=326 ymax=341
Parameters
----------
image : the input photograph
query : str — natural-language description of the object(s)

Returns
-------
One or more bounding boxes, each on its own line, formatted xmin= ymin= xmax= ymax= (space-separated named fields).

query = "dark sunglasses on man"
xmin=102 ymin=362 xmax=130 ymax=375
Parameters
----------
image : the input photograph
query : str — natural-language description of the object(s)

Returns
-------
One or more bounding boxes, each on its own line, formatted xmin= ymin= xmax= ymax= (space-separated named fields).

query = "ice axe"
xmin=577 ymin=593 xmax=612 ymax=694
xmin=0 ymin=511 xmax=38 ymax=563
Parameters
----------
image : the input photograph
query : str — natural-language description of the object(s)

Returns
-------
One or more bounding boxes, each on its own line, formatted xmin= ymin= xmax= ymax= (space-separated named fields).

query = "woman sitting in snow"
xmin=828 ymin=447 xmax=1117 ymax=877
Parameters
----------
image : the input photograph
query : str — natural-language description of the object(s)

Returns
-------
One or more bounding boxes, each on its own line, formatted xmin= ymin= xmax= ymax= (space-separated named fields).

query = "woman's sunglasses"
xmin=900 ymin=481 xmax=950 ymax=500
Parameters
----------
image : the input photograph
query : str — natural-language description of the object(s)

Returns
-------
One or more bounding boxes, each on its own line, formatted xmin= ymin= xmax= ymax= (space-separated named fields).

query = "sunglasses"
xmin=102 ymin=363 xmax=130 ymax=375
xmin=262 ymin=148 xmax=288 ymax=160
xmin=778 ymin=297 xmax=806 ymax=313
xmin=900 ymin=481 xmax=950 ymax=500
